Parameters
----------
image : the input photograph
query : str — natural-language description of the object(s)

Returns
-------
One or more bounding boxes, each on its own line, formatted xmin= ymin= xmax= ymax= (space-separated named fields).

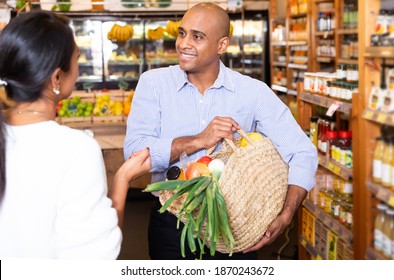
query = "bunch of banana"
xmin=107 ymin=24 xmax=134 ymax=42
xmin=147 ymin=27 xmax=165 ymax=40
xmin=165 ymin=20 xmax=181 ymax=37
xmin=229 ymin=23 xmax=234 ymax=38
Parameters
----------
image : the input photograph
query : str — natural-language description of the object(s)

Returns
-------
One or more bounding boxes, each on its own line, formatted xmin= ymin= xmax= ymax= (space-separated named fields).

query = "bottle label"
xmin=382 ymin=163 xmax=392 ymax=185
xmin=382 ymin=234 xmax=391 ymax=257
xmin=373 ymin=159 xmax=382 ymax=179
xmin=321 ymin=142 xmax=327 ymax=153
xmin=374 ymin=229 xmax=383 ymax=251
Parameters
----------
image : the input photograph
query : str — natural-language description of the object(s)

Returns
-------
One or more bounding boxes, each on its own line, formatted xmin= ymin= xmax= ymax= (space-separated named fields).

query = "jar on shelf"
xmin=346 ymin=64 xmax=359 ymax=85
xmin=338 ymin=130 xmax=352 ymax=166
xmin=374 ymin=203 xmax=388 ymax=253
xmin=326 ymin=130 xmax=338 ymax=159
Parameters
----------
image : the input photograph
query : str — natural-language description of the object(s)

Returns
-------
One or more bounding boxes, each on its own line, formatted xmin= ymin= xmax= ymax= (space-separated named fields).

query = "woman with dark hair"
xmin=0 ymin=11 xmax=151 ymax=259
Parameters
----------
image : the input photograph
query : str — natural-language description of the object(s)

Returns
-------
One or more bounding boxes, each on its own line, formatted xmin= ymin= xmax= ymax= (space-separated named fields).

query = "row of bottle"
xmin=374 ymin=203 xmax=394 ymax=259
xmin=317 ymin=12 xmax=335 ymax=32
xmin=289 ymin=0 xmax=308 ymax=16
xmin=371 ymin=9 xmax=394 ymax=46
xmin=289 ymin=17 xmax=308 ymax=41
xmin=318 ymin=180 xmax=353 ymax=229
xmin=342 ymin=1 xmax=358 ymax=29
xmin=372 ymin=136 xmax=394 ymax=191
xmin=368 ymin=69 xmax=394 ymax=113
xmin=310 ymin=117 xmax=353 ymax=168
xmin=340 ymin=35 xmax=358 ymax=60
xmin=317 ymin=39 xmax=335 ymax=57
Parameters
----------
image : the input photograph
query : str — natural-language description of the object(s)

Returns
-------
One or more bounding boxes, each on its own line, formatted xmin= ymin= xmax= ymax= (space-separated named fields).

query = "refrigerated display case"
xmin=222 ymin=10 xmax=270 ymax=83
xmin=62 ymin=8 xmax=269 ymax=89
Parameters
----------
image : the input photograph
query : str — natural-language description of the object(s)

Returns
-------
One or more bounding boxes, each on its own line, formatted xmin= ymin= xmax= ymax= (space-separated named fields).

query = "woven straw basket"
xmin=159 ymin=129 xmax=289 ymax=254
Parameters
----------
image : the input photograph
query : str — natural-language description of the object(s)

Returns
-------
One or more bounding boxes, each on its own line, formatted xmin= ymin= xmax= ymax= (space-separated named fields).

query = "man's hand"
xmin=196 ymin=116 xmax=240 ymax=149
xmin=170 ymin=116 xmax=240 ymax=163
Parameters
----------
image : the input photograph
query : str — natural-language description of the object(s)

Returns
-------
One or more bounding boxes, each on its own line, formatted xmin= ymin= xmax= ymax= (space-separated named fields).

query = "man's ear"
xmin=218 ymin=37 xmax=229 ymax=55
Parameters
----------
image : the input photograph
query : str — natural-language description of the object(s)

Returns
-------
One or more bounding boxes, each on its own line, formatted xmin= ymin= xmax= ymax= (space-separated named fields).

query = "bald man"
xmin=124 ymin=3 xmax=318 ymax=260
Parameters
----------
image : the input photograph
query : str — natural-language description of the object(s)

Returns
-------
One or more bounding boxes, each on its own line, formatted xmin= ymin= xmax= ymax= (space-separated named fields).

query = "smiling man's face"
xmin=175 ymin=4 xmax=229 ymax=75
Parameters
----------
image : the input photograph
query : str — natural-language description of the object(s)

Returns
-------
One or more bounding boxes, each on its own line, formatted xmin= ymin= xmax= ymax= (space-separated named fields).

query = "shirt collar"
xmin=175 ymin=61 xmax=235 ymax=93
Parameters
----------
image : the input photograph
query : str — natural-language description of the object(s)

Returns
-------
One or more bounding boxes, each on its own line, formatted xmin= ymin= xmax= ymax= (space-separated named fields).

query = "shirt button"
xmin=201 ymin=120 xmax=206 ymax=124
xmin=199 ymin=99 xmax=203 ymax=104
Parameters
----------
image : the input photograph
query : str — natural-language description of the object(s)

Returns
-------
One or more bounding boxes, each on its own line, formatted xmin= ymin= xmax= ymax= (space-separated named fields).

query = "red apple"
xmin=196 ymin=155 xmax=213 ymax=166
xmin=185 ymin=162 xmax=211 ymax=180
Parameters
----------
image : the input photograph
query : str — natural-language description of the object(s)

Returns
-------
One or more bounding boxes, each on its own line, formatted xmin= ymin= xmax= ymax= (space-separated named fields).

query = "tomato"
xmin=196 ymin=155 xmax=213 ymax=166
xmin=185 ymin=162 xmax=211 ymax=180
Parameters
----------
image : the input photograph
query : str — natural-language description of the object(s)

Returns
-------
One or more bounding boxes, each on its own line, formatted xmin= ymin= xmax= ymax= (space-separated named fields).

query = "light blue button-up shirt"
xmin=124 ymin=61 xmax=318 ymax=191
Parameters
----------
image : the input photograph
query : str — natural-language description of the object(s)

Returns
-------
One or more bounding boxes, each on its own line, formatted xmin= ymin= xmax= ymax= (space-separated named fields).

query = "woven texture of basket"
xmin=159 ymin=129 xmax=289 ymax=253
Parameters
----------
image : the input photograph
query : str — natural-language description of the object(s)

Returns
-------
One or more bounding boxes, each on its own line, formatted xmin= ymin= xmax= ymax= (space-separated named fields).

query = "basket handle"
xmin=206 ymin=129 xmax=254 ymax=155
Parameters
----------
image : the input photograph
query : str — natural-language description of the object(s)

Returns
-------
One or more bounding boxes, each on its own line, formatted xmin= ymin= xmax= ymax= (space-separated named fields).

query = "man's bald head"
xmin=184 ymin=2 xmax=230 ymax=38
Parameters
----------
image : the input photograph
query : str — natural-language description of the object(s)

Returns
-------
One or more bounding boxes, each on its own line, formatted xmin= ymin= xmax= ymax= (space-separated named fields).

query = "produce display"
xmin=107 ymin=24 xmax=134 ymax=41
xmin=56 ymin=90 xmax=134 ymax=123
xmin=56 ymin=96 xmax=93 ymax=118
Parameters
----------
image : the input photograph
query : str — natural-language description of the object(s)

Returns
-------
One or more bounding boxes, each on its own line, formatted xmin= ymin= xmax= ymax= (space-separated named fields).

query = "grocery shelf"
xmin=315 ymin=30 xmax=335 ymax=37
xmin=318 ymin=154 xmax=353 ymax=180
xmin=271 ymin=41 xmax=287 ymax=47
xmin=298 ymin=91 xmax=352 ymax=114
xmin=365 ymin=180 xmax=394 ymax=208
xmin=365 ymin=247 xmax=391 ymax=260
xmin=287 ymin=89 xmax=297 ymax=96
xmin=289 ymin=12 xmax=307 ymax=19
xmin=303 ymin=199 xmax=353 ymax=245
xmin=271 ymin=84 xmax=287 ymax=93
xmin=316 ymin=56 xmax=335 ymax=63
xmin=288 ymin=41 xmax=308 ymax=46
xmin=362 ymin=109 xmax=394 ymax=127
xmin=288 ymin=63 xmax=308 ymax=70
xmin=337 ymin=58 xmax=358 ymax=65
xmin=272 ymin=61 xmax=287 ymax=67
xmin=299 ymin=235 xmax=326 ymax=260
xmin=336 ymin=29 xmax=358 ymax=35
xmin=314 ymin=0 xmax=334 ymax=3
xmin=364 ymin=46 xmax=394 ymax=58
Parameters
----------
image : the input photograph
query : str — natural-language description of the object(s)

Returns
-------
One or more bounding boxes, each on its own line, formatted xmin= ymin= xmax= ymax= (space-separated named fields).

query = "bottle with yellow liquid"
xmin=382 ymin=138 xmax=394 ymax=187
xmin=373 ymin=137 xmax=385 ymax=183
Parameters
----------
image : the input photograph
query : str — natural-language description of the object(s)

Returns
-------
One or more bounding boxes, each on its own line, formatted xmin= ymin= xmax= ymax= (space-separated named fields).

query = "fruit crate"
xmin=92 ymin=90 xmax=125 ymax=124
xmin=57 ymin=91 xmax=95 ymax=124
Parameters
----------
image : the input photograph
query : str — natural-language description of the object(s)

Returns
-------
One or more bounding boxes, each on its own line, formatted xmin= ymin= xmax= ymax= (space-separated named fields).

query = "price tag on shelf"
xmin=326 ymin=101 xmax=342 ymax=117
xmin=377 ymin=112 xmax=388 ymax=123
xmin=316 ymin=255 xmax=323 ymax=260
xmin=333 ymin=165 xmax=341 ymax=175
xmin=328 ymin=162 xmax=335 ymax=172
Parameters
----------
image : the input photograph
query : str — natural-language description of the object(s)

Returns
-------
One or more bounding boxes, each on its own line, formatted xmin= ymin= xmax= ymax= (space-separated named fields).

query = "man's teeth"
xmin=182 ymin=53 xmax=195 ymax=58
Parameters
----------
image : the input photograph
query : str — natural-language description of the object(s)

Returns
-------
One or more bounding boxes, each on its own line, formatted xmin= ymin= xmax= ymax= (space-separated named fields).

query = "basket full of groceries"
xmin=143 ymin=129 xmax=289 ymax=257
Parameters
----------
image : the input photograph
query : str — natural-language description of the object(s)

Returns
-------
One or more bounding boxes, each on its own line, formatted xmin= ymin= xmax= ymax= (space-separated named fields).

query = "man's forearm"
xmin=282 ymin=184 xmax=308 ymax=219
xmin=170 ymin=136 xmax=204 ymax=163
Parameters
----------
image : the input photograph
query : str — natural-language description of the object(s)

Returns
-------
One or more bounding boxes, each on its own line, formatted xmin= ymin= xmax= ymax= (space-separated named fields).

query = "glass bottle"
xmin=319 ymin=121 xmax=330 ymax=155
xmin=373 ymin=137 xmax=385 ymax=183
xmin=326 ymin=130 xmax=338 ymax=159
xmin=382 ymin=208 xmax=394 ymax=258
xmin=310 ymin=116 xmax=319 ymax=148
xmin=374 ymin=203 xmax=388 ymax=253
xmin=382 ymin=138 xmax=394 ymax=188
xmin=166 ymin=166 xmax=185 ymax=180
